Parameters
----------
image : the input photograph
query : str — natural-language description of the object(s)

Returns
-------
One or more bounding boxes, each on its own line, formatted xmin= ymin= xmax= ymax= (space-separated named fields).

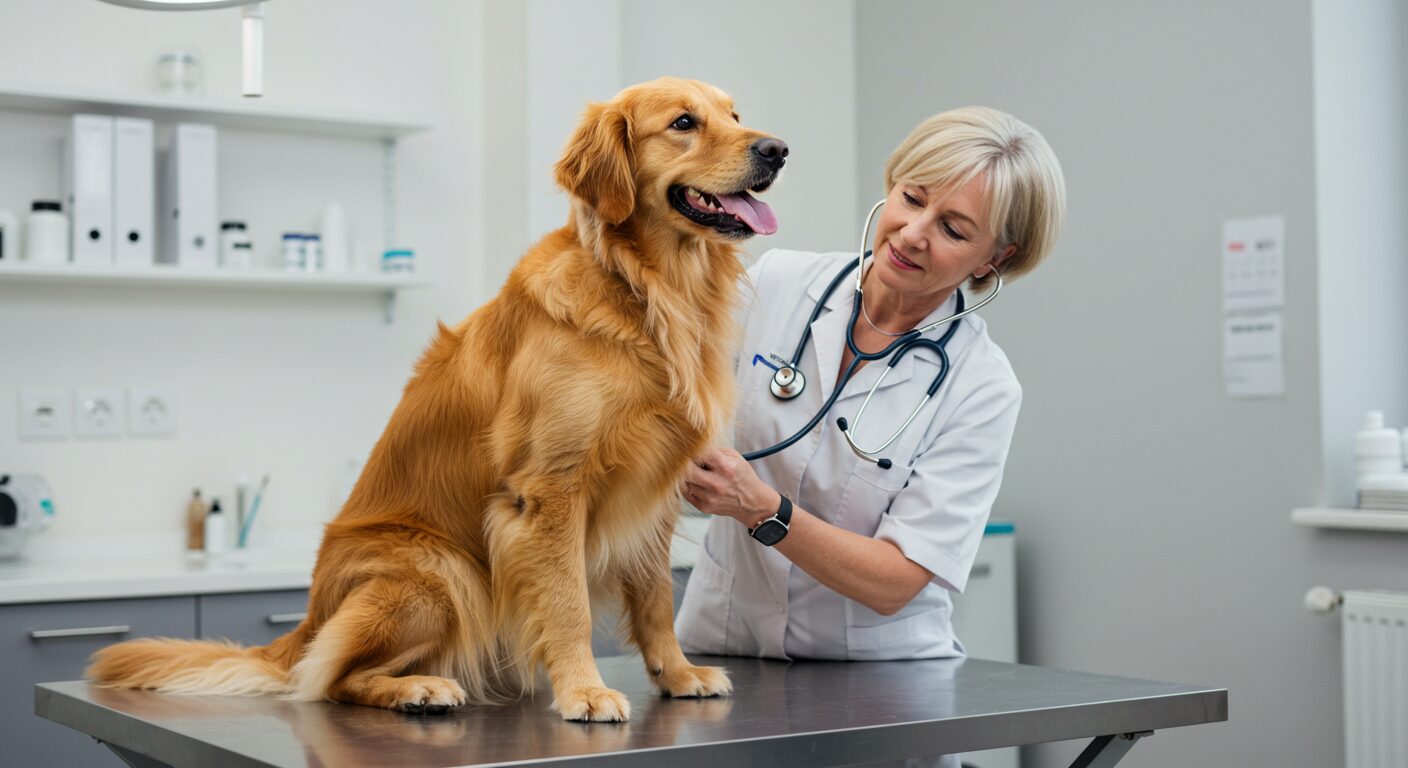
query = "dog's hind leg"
xmin=289 ymin=575 xmax=468 ymax=713
xmin=488 ymin=486 xmax=629 ymax=722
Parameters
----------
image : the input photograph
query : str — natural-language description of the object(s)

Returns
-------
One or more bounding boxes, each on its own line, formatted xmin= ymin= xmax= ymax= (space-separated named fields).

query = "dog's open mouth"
xmin=669 ymin=185 xmax=778 ymax=238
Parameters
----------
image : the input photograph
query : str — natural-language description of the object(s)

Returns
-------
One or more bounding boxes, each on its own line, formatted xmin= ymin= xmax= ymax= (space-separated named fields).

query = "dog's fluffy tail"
xmin=87 ymin=633 xmax=299 ymax=697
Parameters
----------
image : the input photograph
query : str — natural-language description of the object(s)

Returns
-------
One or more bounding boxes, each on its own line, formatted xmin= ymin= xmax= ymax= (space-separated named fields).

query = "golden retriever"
xmin=88 ymin=77 xmax=784 ymax=722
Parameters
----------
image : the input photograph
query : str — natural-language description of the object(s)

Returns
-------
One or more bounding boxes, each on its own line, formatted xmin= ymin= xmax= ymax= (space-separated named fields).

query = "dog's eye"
xmin=670 ymin=114 xmax=696 ymax=131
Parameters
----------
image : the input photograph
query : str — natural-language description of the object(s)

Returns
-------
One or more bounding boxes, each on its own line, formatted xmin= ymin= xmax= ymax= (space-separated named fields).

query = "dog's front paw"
xmin=551 ymin=686 xmax=632 ymax=722
xmin=387 ymin=675 xmax=467 ymax=714
xmin=653 ymin=663 xmax=732 ymax=698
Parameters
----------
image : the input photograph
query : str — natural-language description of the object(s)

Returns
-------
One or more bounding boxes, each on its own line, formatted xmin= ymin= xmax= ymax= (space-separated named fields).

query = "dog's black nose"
xmin=751 ymin=138 xmax=789 ymax=170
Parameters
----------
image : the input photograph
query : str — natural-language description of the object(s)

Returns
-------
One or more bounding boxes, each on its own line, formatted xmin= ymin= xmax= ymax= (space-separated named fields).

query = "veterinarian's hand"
xmin=681 ymin=447 xmax=782 ymax=528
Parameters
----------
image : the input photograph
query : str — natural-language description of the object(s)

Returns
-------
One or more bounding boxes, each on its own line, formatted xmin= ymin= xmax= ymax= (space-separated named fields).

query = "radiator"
xmin=1342 ymin=589 xmax=1408 ymax=768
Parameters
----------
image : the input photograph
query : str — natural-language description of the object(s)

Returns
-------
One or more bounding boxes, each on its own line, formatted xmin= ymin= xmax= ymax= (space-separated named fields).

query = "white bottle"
xmin=204 ymin=498 xmax=226 ymax=555
xmin=25 ymin=201 xmax=69 ymax=264
xmin=0 ymin=209 xmax=18 ymax=261
xmin=219 ymin=221 xmax=253 ymax=269
xmin=1355 ymin=410 xmax=1403 ymax=482
xmin=320 ymin=202 xmax=350 ymax=272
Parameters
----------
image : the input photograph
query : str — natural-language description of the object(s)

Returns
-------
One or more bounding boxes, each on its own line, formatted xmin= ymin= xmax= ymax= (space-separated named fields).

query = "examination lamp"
xmin=96 ymin=0 xmax=270 ymax=98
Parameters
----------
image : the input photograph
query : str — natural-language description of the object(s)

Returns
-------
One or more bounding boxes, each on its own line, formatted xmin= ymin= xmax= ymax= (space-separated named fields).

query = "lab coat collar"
xmin=805 ymin=258 xmax=960 ymax=403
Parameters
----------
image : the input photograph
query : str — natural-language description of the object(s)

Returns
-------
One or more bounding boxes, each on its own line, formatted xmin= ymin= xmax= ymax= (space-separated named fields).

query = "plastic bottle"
xmin=25 ymin=201 xmax=68 ymax=264
xmin=303 ymin=234 xmax=323 ymax=272
xmin=320 ymin=202 xmax=350 ymax=272
xmin=204 ymin=498 xmax=225 ymax=555
xmin=281 ymin=233 xmax=305 ymax=271
xmin=1355 ymin=410 xmax=1402 ymax=482
xmin=219 ymin=221 xmax=253 ymax=269
xmin=185 ymin=489 xmax=205 ymax=551
xmin=0 ymin=209 xmax=18 ymax=261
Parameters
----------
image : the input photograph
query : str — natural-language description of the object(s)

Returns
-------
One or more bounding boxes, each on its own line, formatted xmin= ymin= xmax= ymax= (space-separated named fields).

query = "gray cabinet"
xmin=1 ymin=596 xmax=196 ymax=768
xmin=198 ymin=589 xmax=309 ymax=646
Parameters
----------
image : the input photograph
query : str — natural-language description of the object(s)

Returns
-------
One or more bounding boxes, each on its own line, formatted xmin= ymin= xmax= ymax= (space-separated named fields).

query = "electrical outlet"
xmin=74 ymin=387 xmax=126 ymax=438
xmin=18 ymin=388 xmax=70 ymax=439
xmin=128 ymin=388 xmax=176 ymax=436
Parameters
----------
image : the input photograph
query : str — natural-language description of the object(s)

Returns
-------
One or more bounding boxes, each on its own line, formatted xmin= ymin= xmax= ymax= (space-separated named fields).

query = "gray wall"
xmin=859 ymin=1 xmax=1403 ymax=766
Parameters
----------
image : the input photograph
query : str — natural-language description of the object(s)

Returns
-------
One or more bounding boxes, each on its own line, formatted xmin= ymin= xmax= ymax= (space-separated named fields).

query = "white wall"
xmin=527 ymin=0 xmax=623 ymax=238
xmin=857 ymin=1 xmax=1407 ymax=767
xmin=1313 ymin=0 xmax=1408 ymax=506
xmin=621 ymin=0 xmax=859 ymax=259
xmin=481 ymin=0 xmax=859 ymax=289
xmin=0 ymin=0 xmax=485 ymax=546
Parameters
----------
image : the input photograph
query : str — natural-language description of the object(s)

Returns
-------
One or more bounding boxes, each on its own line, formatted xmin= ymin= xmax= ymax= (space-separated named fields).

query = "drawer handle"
xmin=30 ymin=624 xmax=132 ymax=640
xmin=266 ymin=612 xmax=307 ymax=625
xmin=969 ymin=563 xmax=992 ymax=578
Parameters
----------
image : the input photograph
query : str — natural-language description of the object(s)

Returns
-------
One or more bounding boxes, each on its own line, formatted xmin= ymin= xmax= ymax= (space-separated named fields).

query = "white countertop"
xmin=0 ymin=550 xmax=318 ymax=605
xmin=0 ymin=517 xmax=711 ymax=606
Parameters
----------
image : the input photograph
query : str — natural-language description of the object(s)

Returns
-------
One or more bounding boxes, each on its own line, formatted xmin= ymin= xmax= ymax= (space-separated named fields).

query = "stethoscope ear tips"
xmin=838 ymin=417 xmax=892 ymax=469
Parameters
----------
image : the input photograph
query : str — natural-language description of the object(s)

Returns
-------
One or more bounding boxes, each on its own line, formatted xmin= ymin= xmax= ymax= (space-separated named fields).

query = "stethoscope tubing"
xmin=740 ymin=198 xmax=1001 ymax=467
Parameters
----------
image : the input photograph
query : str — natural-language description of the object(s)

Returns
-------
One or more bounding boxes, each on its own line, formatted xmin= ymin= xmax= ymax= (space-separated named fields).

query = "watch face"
xmin=752 ymin=520 xmax=787 ymax=546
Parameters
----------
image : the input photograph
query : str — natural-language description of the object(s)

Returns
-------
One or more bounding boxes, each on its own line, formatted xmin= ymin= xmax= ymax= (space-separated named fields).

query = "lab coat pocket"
xmin=852 ymin=460 xmax=912 ymax=493
xmin=846 ymin=606 xmax=949 ymax=660
xmin=675 ymin=544 xmax=733 ymax=655
xmin=837 ymin=461 xmax=912 ymax=534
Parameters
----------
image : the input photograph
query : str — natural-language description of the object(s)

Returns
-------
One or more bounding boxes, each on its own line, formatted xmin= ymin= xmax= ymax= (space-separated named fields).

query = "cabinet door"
xmin=1 ymin=596 xmax=196 ymax=768
xmin=198 ymin=589 xmax=310 ymax=646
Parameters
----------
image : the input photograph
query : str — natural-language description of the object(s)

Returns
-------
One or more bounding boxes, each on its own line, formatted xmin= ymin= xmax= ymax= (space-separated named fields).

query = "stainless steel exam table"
xmin=35 ymin=654 xmax=1227 ymax=767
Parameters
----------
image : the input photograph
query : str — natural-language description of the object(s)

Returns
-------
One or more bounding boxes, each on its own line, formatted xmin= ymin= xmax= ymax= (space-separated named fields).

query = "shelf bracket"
xmin=383 ymin=290 xmax=396 ymax=324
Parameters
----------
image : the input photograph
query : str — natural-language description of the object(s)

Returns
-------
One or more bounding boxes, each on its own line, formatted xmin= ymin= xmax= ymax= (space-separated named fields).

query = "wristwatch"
xmin=748 ymin=494 xmax=792 ymax=546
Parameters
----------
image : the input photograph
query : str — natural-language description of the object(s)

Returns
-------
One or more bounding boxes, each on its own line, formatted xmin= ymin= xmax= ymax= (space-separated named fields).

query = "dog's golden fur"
xmin=88 ymin=77 xmax=783 ymax=722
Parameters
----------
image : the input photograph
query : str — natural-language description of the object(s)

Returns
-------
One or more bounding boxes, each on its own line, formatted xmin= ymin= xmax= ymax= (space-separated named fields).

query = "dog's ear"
xmin=555 ymin=102 xmax=635 ymax=226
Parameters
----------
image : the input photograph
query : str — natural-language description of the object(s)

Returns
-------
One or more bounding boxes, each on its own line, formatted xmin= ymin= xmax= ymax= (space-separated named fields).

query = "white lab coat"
xmin=676 ymin=249 xmax=1022 ymax=662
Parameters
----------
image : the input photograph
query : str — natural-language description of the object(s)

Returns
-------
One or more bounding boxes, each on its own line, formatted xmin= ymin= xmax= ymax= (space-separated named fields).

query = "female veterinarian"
xmin=676 ymin=107 xmax=1066 ymax=673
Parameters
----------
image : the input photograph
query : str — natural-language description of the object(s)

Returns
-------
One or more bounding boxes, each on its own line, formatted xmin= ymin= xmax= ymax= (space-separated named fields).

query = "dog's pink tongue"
xmin=716 ymin=191 xmax=778 ymax=235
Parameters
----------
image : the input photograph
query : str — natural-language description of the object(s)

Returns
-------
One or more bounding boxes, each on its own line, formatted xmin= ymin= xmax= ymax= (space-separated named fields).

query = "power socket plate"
xmin=128 ymin=388 xmax=176 ymax=436
xmin=18 ymin=388 xmax=69 ymax=440
xmin=75 ymin=387 xmax=126 ymax=438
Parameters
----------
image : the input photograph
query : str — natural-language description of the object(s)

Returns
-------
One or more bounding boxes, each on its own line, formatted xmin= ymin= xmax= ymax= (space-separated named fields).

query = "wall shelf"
xmin=0 ymin=82 xmax=436 ymax=323
xmin=1291 ymin=507 xmax=1408 ymax=532
xmin=0 ymin=82 xmax=432 ymax=141
xmin=0 ymin=262 xmax=432 ymax=323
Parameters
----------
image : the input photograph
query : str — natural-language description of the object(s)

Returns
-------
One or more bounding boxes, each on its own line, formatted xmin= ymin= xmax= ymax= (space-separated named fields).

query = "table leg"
xmin=1068 ymin=730 xmax=1152 ymax=768
xmin=103 ymin=742 xmax=175 ymax=768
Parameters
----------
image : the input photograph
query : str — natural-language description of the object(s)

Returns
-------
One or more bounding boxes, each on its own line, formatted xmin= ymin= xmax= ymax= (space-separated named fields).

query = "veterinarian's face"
xmin=869 ymin=176 xmax=1015 ymax=304
xmin=628 ymin=80 xmax=786 ymax=240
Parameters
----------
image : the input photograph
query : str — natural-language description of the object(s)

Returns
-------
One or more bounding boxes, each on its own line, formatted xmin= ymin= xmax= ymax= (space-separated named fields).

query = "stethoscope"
xmin=741 ymin=198 xmax=1003 ymax=470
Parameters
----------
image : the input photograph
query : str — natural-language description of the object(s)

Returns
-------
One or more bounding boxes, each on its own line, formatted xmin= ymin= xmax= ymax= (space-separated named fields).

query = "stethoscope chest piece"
xmin=770 ymin=366 xmax=806 ymax=400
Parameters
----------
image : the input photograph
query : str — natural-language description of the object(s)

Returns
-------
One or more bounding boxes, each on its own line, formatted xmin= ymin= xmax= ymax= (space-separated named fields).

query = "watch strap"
xmin=748 ymin=494 xmax=792 ymax=543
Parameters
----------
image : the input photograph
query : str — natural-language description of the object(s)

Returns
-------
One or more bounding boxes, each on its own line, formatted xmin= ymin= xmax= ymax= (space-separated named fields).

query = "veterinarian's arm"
xmin=682 ymin=448 xmax=931 ymax=617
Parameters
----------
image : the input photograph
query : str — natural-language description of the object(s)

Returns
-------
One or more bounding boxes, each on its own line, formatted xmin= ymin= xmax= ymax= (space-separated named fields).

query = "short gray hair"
xmin=884 ymin=106 xmax=1066 ymax=291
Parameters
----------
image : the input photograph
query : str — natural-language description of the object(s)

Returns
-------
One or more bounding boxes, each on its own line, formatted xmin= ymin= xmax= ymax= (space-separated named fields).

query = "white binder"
xmin=159 ymin=123 xmax=218 ymax=268
xmin=66 ymin=113 xmax=115 ymax=265
xmin=112 ymin=117 xmax=154 ymax=267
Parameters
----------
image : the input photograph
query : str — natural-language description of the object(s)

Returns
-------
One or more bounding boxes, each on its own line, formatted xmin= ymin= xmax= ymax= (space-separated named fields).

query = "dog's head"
xmin=554 ymin=77 xmax=785 ymax=240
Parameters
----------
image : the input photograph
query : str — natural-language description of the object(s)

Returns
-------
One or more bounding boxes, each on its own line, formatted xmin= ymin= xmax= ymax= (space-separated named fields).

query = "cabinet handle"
xmin=30 ymin=624 xmax=131 ymax=640
xmin=969 ymin=563 xmax=991 ymax=578
xmin=266 ymin=612 xmax=307 ymax=625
